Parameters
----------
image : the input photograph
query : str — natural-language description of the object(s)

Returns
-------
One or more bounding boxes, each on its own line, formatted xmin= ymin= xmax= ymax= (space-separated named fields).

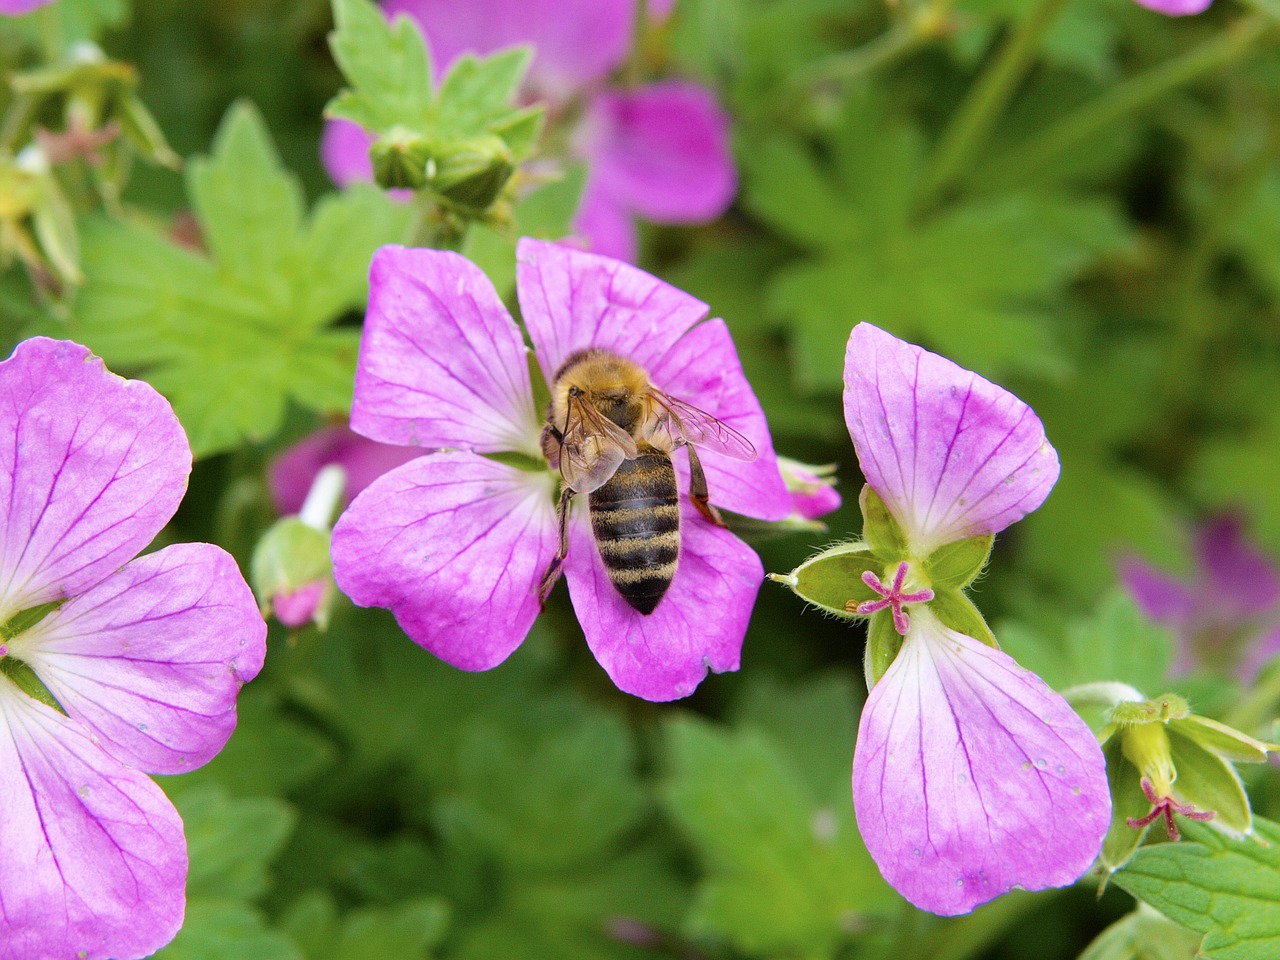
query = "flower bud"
xmin=370 ymin=126 xmax=433 ymax=190
xmin=427 ymin=134 xmax=514 ymax=214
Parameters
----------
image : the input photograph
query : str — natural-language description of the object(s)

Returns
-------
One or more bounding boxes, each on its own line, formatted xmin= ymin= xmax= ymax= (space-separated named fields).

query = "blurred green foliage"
xmin=3 ymin=0 xmax=1280 ymax=956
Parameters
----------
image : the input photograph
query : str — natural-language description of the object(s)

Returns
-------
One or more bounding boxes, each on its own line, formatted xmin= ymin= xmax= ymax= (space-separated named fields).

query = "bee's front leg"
xmin=540 ymin=424 xmax=563 ymax=471
xmin=686 ymin=445 xmax=726 ymax=527
xmin=538 ymin=485 xmax=575 ymax=607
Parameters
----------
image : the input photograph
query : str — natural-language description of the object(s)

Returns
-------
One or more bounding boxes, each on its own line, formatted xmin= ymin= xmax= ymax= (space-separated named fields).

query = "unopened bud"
xmin=427 ymin=134 xmax=514 ymax=214
xmin=370 ymin=126 xmax=433 ymax=190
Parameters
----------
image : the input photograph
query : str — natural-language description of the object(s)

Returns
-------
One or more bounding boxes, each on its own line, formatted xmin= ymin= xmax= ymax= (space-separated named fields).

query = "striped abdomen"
xmin=589 ymin=446 xmax=679 ymax=615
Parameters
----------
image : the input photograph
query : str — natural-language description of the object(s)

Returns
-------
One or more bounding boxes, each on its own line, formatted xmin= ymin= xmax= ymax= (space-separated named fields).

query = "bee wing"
xmin=648 ymin=391 xmax=757 ymax=462
xmin=559 ymin=394 xmax=639 ymax=494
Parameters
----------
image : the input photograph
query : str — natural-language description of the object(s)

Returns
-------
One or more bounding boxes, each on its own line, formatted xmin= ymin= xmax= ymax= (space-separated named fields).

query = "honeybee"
xmin=538 ymin=348 xmax=757 ymax=615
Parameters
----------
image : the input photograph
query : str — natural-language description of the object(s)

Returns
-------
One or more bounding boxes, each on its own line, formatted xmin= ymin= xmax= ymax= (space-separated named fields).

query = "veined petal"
xmin=15 ymin=543 xmax=265 ymax=776
xmin=0 ymin=338 xmax=189 ymax=617
xmin=572 ymin=177 xmax=639 ymax=263
xmin=843 ymin=323 xmax=1059 ymax=555
xmin=853 ymin=608 xmax=1109 ymax=916
xmin=353 ymin=246 xmax=541 ymax=456
xmin=269 ymin=424 xmax=423 ymax=515
xmin=577 ymin=83 xmax=736 ymax=224
xmin=321 ymin=117 xmax=374 ymax=187
xmin=0 ymin=689 xmax=186 ymax=960
xmin=384 ymin=0 xmax=632 ymax=96
xmin=517 ymin=238 xmax=709 ymax=385
xmin=649 ymin=318 xmax=790 ymax=522
xmin=563 ymin=499 xmax=760 ymax=700
xmin=331 ymin=452 xmax=558 ymax=671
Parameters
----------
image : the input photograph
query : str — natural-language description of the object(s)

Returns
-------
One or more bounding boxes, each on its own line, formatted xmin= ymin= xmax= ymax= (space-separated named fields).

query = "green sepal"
xmin=0 ymin=599 xmax=66 ymax=641
xmin=1167 ymin=728 xmax=1252 ymax=837
xmin=1169 ymin=714 xmax=1271 ymax=764
xmin=250 ymin=518 xmax=334 ymax=627
xmin=1099 ymin=736 xmax=1153 ymax=878
xmin=0 ymin=657 xmax=64 ymax=714
xmin=1109 ymin=693 xmax=1190 ymax=726
xmin=768 ymin=541 xmax=879 ymax=618
xmin=370 ymin=127 xmax=432 ymax=189
xmin=929 ymin=586 xmax=997 ymax=648
xmin=858 ymin=485 xmax=907 ymax=560
xmin=924 ymin=534 xmax=993 ymax=589
xmin=489 ymin=105 xmax=545 ymax=163
xmin=864 ymin=610 xmax=903 ymax=689
xmin=116 ymin=93 xmax=182 ymax=169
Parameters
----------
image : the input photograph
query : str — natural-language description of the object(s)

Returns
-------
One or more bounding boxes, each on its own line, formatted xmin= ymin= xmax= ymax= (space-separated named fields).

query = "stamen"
xmin=854 ymin=562 xmax=935 ymax=635
xmin=1126 ymin=777 xmax=1215 ymax=841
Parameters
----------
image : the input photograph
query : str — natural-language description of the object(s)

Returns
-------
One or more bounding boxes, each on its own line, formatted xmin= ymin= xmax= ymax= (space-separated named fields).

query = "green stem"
xmin=982 ymin=13 xmax=1274 ymax=190
xmin=917 ymin=0 xmax=1070 ymax=208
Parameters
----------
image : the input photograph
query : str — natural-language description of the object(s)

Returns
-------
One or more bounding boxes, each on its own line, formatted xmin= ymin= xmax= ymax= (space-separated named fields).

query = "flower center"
xmin=1126 ymin=776 xmax=1215 ymax=841
xmin=855 ymin=562 xmax=935 ymax=635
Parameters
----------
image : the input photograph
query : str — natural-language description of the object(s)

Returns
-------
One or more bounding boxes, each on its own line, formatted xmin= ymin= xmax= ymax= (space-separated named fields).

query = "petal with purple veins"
xmin=843 ymin=323 xmax=1060 ymax=555
xmin=563 ymin=499 xmax=760 ymax=701
xmin=14 ymin=542 xmax=265 ymax=776
xmin=0 ymin=689 xmax=186 ymax=960
xmin=577 ymin=83 xmax=736 ymax=224
xmin=331 ymin=451 xmax=558 ymax=672
xmin=353 ymin=246 xmax=541 ymax=456
xmin=517 ymin=238 xmax=710 ymax=385
xmin=853 ymin=608 xmax=1109 ymax=916
xmin=649 ymin=318 xmax=790 ymax=522
xmin=0 ymin=338 xmax=190 ymax=618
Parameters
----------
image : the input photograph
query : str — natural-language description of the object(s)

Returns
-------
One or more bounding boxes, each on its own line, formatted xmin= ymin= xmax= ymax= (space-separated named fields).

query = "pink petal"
xmin=1131 ymin=0 xmax=1212 ymax=14
xmin=321 ymin=117 xmax=374 ymax=187
xmin=853 ymin=609 xmax=1110 ymax=915
xmin=563 ymin=498 xmax=760 ymax=700
xmin=1195 ymin=515 xmax=1280 ymax=621
xmin=1239 ymin=624 xmax=1280 ymax=685
xmin=571 ymin=176 xmax=639 ymax=262
xmin=578 ymin=82 xmax=736 ymax=224
xmin=353 ymin=246 xmax=542 ymax=456
xmin=272 ymin=579 xmax=328 ymax=628
xmin=843 ymin=323 xmax=1060 ymax=555
xmin=331 ymin=451 xmax=558 ymax=671
xmin=384 ymin=0 xmax=632 ymax=97
xmin=648 ymin=319 xmax=791 ymax=521
xmin=0 ymin=0 xmax=54 ymax=13
xmin=16 ymin=542 xmax=266 ymax=776
xmin=516 ymin=237 xmax=710 ymax=385
xmin=269 ymin=424 xmax=424 ymax=515
xmin=0 ymin=338 xmax=190 ymax=615
xmin=0 ymin=691 xmax=186 ymax=960
xmin=792 ymin=484 xmax=842 ymax=521
xmin=1116 ymin=556 xmax=1196 ymax=626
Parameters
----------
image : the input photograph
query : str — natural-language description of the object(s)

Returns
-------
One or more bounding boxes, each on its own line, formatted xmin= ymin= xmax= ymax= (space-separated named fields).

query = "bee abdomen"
xmin=589 ymin=451 xmax=679 ymax=615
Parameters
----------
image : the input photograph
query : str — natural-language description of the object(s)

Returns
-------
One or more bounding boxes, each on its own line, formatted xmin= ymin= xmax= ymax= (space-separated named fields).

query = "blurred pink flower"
xmin=1132 ymin=0 xmax=1212 ymax=15
xmin=269 ymin=424 xmax=423 ymax=516
xmin=322 ymin=0 xmax=736 ymax=261
xmin=1119 ymin=515 xmax=1280 ymax=680
xmin=0 ymin=0 xmax=55 ymax=14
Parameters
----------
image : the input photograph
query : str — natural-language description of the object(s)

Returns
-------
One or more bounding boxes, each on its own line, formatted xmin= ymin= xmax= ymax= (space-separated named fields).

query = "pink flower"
xmin=322 ymin=0 xmax=736 ymax=261
xmin=843 ymin=323 xmax=1109 ymax=915
xmin=330 ymin=239 xmax=788 ymax=700
xmin=1132 ymin=0 xmax=1212 ymax=15
xmin=0 ymin=0 xmax=54 ymax=14
xmin=269 ymin=424 xmax=422 ymax=516
xmin=1119 ymin=515 xmax=1280 ymax=680
xmin=0 ymin=339 xmax=265 ymax=959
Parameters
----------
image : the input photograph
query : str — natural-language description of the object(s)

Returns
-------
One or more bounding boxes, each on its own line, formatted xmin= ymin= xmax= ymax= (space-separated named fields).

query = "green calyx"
xmin=0 ymin=600 xmax=68 ymax=713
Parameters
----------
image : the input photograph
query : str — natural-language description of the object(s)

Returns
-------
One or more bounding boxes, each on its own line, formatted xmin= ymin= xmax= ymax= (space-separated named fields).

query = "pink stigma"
xmin=855 ymin=562 xmax=935 ymax=635
xmin=1126 ymin=777 xmax=1215 ymax=841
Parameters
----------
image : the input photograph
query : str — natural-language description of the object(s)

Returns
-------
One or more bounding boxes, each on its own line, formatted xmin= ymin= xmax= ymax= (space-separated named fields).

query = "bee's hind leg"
xmin=686 ymin=445 xmax=726 ymax=528
xmin=538 ymin=486 xmax=575 ymax=607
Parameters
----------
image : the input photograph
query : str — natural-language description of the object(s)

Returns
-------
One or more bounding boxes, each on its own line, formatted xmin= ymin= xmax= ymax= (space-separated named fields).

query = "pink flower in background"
xmin=777 ymin=456 xmax=841 ymax=522
xmin=1132 ymin=0 xmax=1212 ymax=15
xmin=843 ymin=323 xmax=1109 ymax=916
xmin=0 ymin=0 xmax=55 ymax=14
xmin=1119 ymin=515 xmax=1280 ymax=680
xmin=269 ymin=423 xmax=422 ymax=516
xmin=330 ymin=239 xmax=788 ymax=700
xmin=0 ymin=339 xmax=265 ymax=959
xmin=321 ymin=0 xmax=736 ymax=261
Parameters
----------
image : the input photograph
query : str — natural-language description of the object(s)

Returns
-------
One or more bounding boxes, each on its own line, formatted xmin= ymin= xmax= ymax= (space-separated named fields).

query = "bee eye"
xmin=568 ymin=386 xmax=582 ymax=397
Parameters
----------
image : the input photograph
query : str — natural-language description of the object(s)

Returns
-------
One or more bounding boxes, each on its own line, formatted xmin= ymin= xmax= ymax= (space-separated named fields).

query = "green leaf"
xmin=1114 ymin=817 xmax=1280 ymax=960
xmin=332 ymin=899 xmax=450 ymax=960
xmin=662 ymin=716 xmax=898 ymax=957
xmin=69 ymin=102 xmax=410 ymax=457
xmin=327 ymin=0 xmax=434 ymax=132
xmin=771 ymin=540 xmax=878 ymax=618
xmin=167 ymin=784 xmax=296 ymax=900
xmin=1078 ymin=907 xmax=1203 ymax=960
xmin=153 ymin=901 xmax=301 ymax=960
